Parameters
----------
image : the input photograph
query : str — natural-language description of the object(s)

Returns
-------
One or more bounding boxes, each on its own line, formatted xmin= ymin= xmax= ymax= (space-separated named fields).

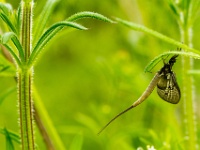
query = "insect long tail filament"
xmin=98 ymin=73 xmax=161 ymax=135
xmin=98 ymin=105 xmax=134 ymax=135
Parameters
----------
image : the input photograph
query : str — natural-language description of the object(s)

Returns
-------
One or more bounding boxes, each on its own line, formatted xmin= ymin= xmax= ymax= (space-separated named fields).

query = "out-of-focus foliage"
xmin=0 ymin=0 xmax=200 ymax=150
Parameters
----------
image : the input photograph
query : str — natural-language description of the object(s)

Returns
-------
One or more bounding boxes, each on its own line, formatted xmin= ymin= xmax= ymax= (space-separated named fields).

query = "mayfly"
xmin=98 ymin=55 xmax=181 ymax=134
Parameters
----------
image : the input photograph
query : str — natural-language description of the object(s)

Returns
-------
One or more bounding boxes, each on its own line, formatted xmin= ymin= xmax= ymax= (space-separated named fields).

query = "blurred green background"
xmin=0 ymin=0 xmax=200 ymax=149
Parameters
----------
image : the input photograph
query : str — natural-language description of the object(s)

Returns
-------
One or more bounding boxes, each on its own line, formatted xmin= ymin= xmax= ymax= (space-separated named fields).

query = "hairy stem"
xmin=21 ymin=1 xmax=32 ymax=62
xmin=180 ymin=20 xmax=198 ymax=150
xmin=19 ymin=1 xmax=35 ymax=149
xmin=18 ymin=69 xmax=34 ymax=149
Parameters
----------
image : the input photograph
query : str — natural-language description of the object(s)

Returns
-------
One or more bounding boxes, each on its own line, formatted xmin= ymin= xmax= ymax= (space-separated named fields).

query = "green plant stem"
xmin=33 ymin=86 xmax=66 ymax=150
xmin=180 ymin=24 xmax=198 ymax=150
xmin=34 ymin=105 xmax=56 ymax=150
xmin=21 ymin=1 xmax=32 ymax=62
xmin=19 ymin=1 xmax=35 ymax=149
xmin=18 ymin=68 xmax=34 ymax=149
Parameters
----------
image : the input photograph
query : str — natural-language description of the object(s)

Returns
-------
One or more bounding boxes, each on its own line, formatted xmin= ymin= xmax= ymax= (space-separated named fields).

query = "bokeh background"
xmin=0 ymin=0 xmax=200 ymax=149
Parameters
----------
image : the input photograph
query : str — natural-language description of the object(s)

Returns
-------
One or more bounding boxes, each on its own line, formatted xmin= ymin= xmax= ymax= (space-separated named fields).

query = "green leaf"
xmin=115 ymin=17 xmax=200 ymax=55
xmin=4 ymin=128 xmax=15 ymax=150
xmin=0 ymin=65 xmax=10 ymax=72
xmin=33 ymin=0 xmax=59 ymax=45
xmin=29 ymin=21 xmax=87 ymax=66
xmin=69 ymin=133 xmax=83 ymax=150
xmin=0 ymin=2 xmax=13 ymax=15
xmin=145 ymin=51 xmax=200 ymax=72
xmin=2 ymin=44 xmax=22 ymax=67
xmin=1 ymin=32 xmax=17 ymax=44
xmin=0 ymin=13 xmax=17 ymax=33
xmin=0 ymin=53 xmax=16 ymax=76
xmin=167 ymin=0 xmax=180 ymax=17
xmin=0 ymin=67 xmax=15 ymax=77
xmin=0 ymin=87 xmax=16 ymax=105
xmin=1 ymin=129 xmax=21 ymax=144
xmin=67 ymin=11 xmax=114 ymax=23
xmin=16 ymin=4 xmax=22 ymax=34
xmin=1 ymin=32 xmax=24 ymax=62
xmin=0 ymin=128 xmax=21 ymax=149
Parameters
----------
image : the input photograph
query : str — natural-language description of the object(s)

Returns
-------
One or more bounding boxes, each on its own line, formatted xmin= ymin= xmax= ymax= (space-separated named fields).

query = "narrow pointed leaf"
xmin=0 ymin=2 xmax=13 ymax=15
xmin=145 ymin=51 xmax=200 ymax=72
xmin=29 ymin=21 xmax=87 ymax=66
xmin=168 ymin=0 xmax=180 ymax=16
xmin=0 ymin=66 xmax=10 ymax=72
xmin=0 ymin=13 xmax=17 ymax=33
xmin=2 ymin=32 xmax=17 ymax=44
xmin=0 ymin=54 xmax=16 ymax=76
xmin=67 ymin=11 xmax=114 ymax=23
xmin=34 ymin=0 xmax=59 ymax=44
xmin=16 ymin=5 xmax=22 ymax=34
xmin=0 ymin=66 xmax=15 ymax=77
xmin=115 ymin=17 xmax=200 ymax=55
xmin=1 ymin=32 xmax=24 ymax=62
xmin=0 ymin=128 xmax=21 ymax=144
xmin=2 ymin=44 xmax=22 ymax=67
xmin=4 ymin=128 xmax=15 ymax=150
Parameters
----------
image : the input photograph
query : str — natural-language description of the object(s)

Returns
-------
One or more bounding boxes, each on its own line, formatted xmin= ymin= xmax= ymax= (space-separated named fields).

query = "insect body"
xmin=98 ymin=55 xmax=181 ymax=134
xmin=157 ymin=55 xmax=181 ymax=103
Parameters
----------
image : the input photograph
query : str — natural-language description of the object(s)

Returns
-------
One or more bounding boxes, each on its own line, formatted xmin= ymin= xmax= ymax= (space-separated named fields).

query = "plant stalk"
xmin=33 ymin=86 xmax=66 ymax=150
xmin=19 ymin=1 xmax=35 ymax=149
xmin=180 ymin=22 xmax=198 ymax=150
xmin=18 ymin=68 xmax=34 ymax=149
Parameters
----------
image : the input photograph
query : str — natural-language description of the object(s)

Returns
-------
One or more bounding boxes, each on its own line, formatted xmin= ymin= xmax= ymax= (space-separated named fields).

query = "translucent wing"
xmin=157 ymin=72 xmax=180 ymax=104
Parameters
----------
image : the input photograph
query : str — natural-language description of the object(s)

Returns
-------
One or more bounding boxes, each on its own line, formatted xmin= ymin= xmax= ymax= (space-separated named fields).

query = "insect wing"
xmin=157 ymin=72 xmax=180 ymax=104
